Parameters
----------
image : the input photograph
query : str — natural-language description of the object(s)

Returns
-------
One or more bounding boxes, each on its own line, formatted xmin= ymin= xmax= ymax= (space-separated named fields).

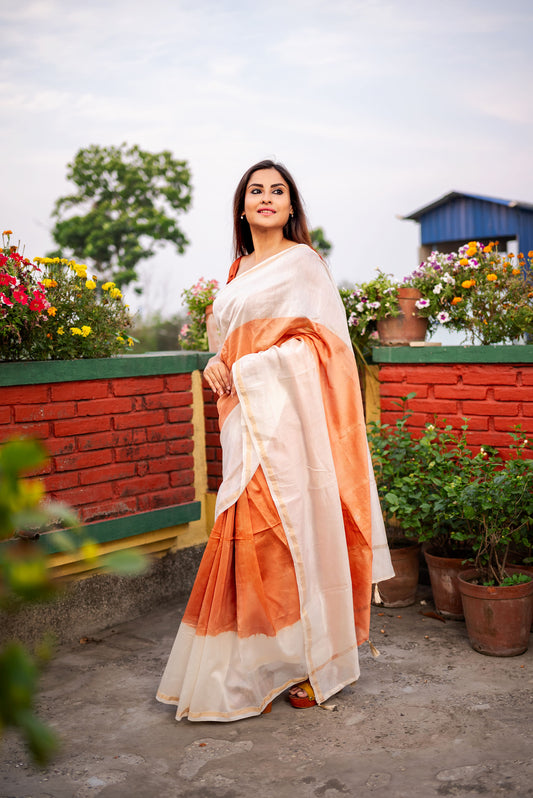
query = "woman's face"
xmin=243 ymin=168 xmax=293 ymax=232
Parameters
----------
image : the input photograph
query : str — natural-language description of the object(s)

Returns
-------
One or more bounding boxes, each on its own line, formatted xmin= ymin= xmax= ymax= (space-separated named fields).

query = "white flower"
xmin=415 ymin=298 xmax=430 ymax=309
xmin=437 ymin=311 xmax=450 ymax=323
xmin=355 ymin=302 xmax=365 ymax=312
xmin=433 ymin=283 xmax=443 ymax=294
xmin=442 ymin=273 xmax=455 ymax=285
xmin=369 ymin=301 xmax=381 ymax=309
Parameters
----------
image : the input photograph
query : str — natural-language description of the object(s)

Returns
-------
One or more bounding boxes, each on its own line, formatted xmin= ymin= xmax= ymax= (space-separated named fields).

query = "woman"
xmin=156 ymin=160 xmax=393 ymax=721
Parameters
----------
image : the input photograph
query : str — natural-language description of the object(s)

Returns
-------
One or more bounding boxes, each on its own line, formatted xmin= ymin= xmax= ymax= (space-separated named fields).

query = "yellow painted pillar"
xmin=365 ymin=364 xmax=381 ymax=429
xmin=172 ymin=369 xmax=211 ymax=551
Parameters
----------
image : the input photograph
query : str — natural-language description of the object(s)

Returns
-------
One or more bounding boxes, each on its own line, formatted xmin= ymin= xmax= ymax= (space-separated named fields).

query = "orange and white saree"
xmin=156 ymin=244 xmax=393 ymax=721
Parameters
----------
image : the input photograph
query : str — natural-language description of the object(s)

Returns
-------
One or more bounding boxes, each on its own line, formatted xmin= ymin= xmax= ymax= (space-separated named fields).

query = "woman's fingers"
xmin=204 ymin=357 xmax=232 ymax=396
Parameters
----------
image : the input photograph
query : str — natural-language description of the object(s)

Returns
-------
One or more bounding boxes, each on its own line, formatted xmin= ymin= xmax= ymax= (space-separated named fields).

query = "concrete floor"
xmin=1 ymin=588 xmax=532 ymax=798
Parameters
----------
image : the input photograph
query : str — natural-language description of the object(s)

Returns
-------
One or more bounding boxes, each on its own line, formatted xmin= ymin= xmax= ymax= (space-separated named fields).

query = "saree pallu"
xmin=156 ymin=244 xmax=393 ymax=721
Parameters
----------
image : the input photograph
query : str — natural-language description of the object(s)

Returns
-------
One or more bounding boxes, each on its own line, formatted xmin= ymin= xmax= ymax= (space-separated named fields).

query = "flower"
xmin=415 ymin=298 xmax=430 ymax=309
xmin=180 ymin=277 xmax=220 ymax=351
xmin=109 ymin=287 xmax=122 ymax=299
xmin=102 ymin=282 xmax=115 ymax=291
xmin=2 ymin=230 xmax=13 ymax=236
xmin=451 ymin=297 xmax=463 ymax=305
xmin=486 ymin=273 xmax=498 ymax=282
xmin=461 ymin=280 xmax=476 ymax=289
xmin=1 ymin=234 xmax=134 ymax=360
xmin=437 ymin=311 xmax=450 ymax=323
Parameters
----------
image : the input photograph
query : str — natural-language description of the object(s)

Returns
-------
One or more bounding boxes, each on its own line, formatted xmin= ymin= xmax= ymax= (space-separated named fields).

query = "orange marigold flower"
xmin=461 ymin=279 xmax=475 ymax=289
xmin=528 ymin=250 xmax=533 ymax=258
xmin=451 ymin=297 xmax=463 ymax=305
xmin=486 ymin=273 xmax=497 ymax=281
xmin=2 ymin=229 xmax=13 ymax=236
xmin=483 ymin=242 xmax=494 ymax=253
xmin=511 ymin=268 xmax=521 ymax=275
xmin=459 ymin=258 xmax=469 ymax=266
xmin=47 ymin=306 xmax=57 ymax=316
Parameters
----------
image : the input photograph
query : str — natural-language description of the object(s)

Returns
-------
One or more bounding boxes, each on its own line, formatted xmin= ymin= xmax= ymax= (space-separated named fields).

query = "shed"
xmin=404 ymin=191 xmax=533 ymax=261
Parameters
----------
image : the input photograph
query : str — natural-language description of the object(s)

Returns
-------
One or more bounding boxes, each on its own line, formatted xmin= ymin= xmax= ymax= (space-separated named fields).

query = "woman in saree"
xmin=156 ymin=159 xmax=393 ymax=721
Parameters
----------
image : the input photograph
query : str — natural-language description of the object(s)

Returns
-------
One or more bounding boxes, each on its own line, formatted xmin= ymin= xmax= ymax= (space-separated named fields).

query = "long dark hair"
xmin=232 ymin=159 xmax=312 ymax=258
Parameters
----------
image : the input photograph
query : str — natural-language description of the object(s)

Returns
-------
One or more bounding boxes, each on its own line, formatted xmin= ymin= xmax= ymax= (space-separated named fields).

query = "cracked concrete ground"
xmin=1 ymin=588 xmax=532 ymax=798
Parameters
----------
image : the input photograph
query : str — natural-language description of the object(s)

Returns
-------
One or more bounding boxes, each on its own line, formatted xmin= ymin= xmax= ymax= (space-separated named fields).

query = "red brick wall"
xmin=0 ymin=375 xmax=195 ymax=523
xmin=378 ymin=363 xmax=533 ymax=458
xmin=203 ymin=387 xmax=222 ymax=491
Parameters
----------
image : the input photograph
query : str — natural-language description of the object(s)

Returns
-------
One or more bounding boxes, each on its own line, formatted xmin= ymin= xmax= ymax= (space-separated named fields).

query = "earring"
xmin=240 ymin=213 xmax=246 ymax=220
xmin=290 ymin=211 xmax=294 ymax=218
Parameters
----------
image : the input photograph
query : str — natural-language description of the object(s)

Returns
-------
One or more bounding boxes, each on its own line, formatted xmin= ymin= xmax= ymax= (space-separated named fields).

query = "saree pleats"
xmin=156 ymin=245 xmax=393 ymax=721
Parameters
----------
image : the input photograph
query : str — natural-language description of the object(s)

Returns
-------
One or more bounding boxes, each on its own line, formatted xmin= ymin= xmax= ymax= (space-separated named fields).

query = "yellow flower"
xmin=127 ymin=338 xmax=134 ymax=347
xmin=57 ymin=327 xmax=64 ymax=335
xmin=102 ymin=282 xmax=115 ymax=291
xmin=110 ymin=287 xmax=122 ymax=299
xmin=41 ymin=278 xmax=58 ymax=288
xmin=451 ymin=297 xmax=463 ymax=305
xmin=486 ymin=273 xmax=497 ymax=282
xmin=81 ymin=325 xmax=91 ymax=336
xmin=71 ymin=327 xmax=82 ymax=335
xmin=47 ymin=306 xmax=57 ymax=316
xmin=116 ymin=335 xmax=125 ymax=343
xmin=85 ymin=279 xmax=97 ymax=290
xmin=52 ymin=257 xmax=60 ymax=264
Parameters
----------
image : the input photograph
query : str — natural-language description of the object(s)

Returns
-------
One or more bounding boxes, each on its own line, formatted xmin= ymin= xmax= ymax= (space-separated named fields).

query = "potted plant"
xmin=441 ymin=433 xmax=533 ymax=655
xmin=179 ymin=277 xmax=220 ymax=352
xmin=403 ymin=241 xmax=533 ymax=344
xmin=1 ymin=231 xmax=134 ymax=361
xmin=341 ymin=268 xmax=434 ymax=352
xmin=367 ymin=396 xmax=480 ymax=614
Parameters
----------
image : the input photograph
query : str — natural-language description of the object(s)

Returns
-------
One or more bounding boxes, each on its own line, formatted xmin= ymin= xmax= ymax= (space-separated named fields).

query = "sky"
xmin=2 ymin=0 xmax=532 ymax=322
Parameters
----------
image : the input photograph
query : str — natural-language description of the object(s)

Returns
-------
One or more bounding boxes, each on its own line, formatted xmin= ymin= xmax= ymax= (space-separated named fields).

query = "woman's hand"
xmin=203 ymin=354 xmax=233 ymax=396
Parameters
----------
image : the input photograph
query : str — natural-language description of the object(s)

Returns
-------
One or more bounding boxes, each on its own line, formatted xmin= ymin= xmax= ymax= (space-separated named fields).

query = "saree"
xmin=156 ymin=244 xmax=393 ymax=721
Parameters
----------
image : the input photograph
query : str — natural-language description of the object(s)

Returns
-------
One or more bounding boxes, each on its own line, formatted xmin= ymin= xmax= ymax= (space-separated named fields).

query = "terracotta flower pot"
xmin=376 ymin=543 xmax=421 ymax=607
xmin=457 ymin=568 xmax=533 ymax=657
xmin=424 ymin=548 xmax=472 ymax=620
xmin=376 ymin=287 xmax=428 ymax=345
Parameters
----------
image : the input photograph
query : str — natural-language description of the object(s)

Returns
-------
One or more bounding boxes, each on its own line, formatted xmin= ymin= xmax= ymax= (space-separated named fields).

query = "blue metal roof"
xmin=403 ymin=191 xmax=533 ymax=254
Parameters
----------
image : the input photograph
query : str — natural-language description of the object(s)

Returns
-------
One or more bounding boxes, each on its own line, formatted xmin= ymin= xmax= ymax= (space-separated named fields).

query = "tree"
xmin=310 ymin=227 xmax=333 ymax=259
xmin=51 ymin=144 xmax=192 ymax=290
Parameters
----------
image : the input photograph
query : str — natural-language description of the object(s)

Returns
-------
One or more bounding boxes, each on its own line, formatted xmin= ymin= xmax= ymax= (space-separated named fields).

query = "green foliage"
xmin=129 ymin=312 xmax=186 ymax=353
xmin=368 ymin=400 xmax=533 ymax=584
xmin=51 ymin=143 xmax=192 ymax=289
xmin=0 ymin=438 xmax=147 ymax=764
xmin=0 ymin=233 xmax=134 ymax=361
xmin=367 ymin=394 xmax=471 ymax=550
xmin=179 ymin=277 xmax=220 ymax=351
xmin=310 ymin=227 xmax=333 ymax=259
xmin=495 ymin=572 xmax=532 ymax=587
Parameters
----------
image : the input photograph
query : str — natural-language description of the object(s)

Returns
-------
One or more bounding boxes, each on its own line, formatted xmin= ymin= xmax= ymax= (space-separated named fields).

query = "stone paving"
xmin=1 ymin=588 xmax=532 ymax=798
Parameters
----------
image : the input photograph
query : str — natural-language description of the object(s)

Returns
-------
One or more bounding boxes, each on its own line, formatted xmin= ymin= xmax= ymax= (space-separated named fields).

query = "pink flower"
xmin=180 ymin=324 xmax=190 ymax=336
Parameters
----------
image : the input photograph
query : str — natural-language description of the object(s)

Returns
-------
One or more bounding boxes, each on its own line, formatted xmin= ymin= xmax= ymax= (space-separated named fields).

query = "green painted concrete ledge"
xmin=371 ymin=344 xmax=533 ymax=364
xmin=34 ymin=501 xmax=201 ymax=554
xmin=0 ymin=351 xmax=213 ymax=387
